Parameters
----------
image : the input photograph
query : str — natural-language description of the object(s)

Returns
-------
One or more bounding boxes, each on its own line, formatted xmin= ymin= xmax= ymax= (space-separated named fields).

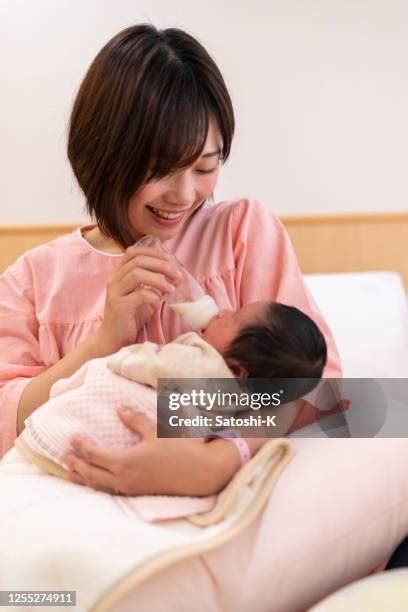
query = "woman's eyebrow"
xmin=200 ymin=149 xmax=221 ymax=158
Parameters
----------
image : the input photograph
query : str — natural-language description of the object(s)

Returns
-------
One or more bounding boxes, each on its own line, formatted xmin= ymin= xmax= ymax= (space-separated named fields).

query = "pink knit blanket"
xmin=18 ymin=355 xmax=216 ymax=522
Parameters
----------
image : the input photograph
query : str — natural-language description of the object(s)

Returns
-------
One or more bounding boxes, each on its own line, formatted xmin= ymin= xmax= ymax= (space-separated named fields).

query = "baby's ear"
xmin=225 ymin=358 xmax=247 ymax=380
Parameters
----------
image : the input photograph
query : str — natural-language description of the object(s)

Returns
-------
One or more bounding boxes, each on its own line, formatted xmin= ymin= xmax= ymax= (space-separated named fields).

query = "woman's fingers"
xmin=118 ymin=267 xmax=176 ymax=297
xmin=63 ymin=426 xmax=222 ymax=497
xmin=64 ymin=436 xmax=122 ymax=473
xmin=115 ymin=251 xmax=181 ymax=285
xmin=64 ymin=453 xmax=119 ymax=494
xmin=62 ymin=413 xmax=157 ymax=490
xmin=124 ymin=288 xmax=162 ymax=315
xmin=110 ymin=252 xmax=182 ymax=300
xmin=121 ymin=245 xmax=170 ymax=266
xmin=118 ymin=409 xmax=157 ymax=441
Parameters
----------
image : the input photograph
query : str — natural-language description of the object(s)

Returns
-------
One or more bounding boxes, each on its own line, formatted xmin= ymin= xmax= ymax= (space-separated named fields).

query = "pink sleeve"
xmin=0 ymin=259 xmax=47 ymax=457
xmin=232 ymin=199 xmax=342 ymax=379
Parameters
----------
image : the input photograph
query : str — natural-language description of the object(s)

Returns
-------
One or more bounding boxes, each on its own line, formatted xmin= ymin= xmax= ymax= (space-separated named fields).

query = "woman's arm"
xmin=7 ymin=247 xmax=179 ymax=435
xmin=62 ymin=403 xmax=299 ymax=497
xmin=0 ymin=262 xmax=50 ymax=455
xmin=16 ymin=333 xmax=104 ymax=435
xmin=63 ymin=410 xmax=242 ymax=496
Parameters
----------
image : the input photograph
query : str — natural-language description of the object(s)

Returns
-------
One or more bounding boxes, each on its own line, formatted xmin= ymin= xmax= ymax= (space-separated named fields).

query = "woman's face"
xmin=127 ymin=117 xmax=223 ymax=243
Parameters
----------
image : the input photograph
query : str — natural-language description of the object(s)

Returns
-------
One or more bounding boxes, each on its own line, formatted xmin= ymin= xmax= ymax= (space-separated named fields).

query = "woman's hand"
xmin=62 ymin=409 xmax=241 ymax=497
xmin=91 ymin=245 xmax=182 ymax=357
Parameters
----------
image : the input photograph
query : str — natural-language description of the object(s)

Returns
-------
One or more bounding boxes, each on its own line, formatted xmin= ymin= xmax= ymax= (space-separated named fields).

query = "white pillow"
xmin=112 ymin=437 xmax=408 ymax=612
xmin=304 ymin=271 xmax=408 ymax=378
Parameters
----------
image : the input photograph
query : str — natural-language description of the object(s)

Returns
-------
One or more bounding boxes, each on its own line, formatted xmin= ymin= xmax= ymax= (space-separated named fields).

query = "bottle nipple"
xmin=169 ymin=295 xmax=219 ymax=331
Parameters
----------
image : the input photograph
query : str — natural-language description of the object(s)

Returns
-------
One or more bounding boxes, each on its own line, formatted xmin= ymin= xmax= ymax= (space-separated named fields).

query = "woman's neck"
xmin=82 ymin=226 xmax=124 ymax=254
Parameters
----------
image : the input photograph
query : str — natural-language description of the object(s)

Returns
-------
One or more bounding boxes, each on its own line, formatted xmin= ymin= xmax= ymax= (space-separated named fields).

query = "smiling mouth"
xmin=147 ymin=206 xmax=186 ymax=220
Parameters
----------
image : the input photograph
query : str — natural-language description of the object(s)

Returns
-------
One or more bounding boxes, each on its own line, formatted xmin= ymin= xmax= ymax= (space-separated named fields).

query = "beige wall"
xmin=1 ymin=1 xmax=408 ymax=225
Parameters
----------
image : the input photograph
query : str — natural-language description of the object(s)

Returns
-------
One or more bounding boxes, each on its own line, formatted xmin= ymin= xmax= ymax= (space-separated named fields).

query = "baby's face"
xmin=202 ymin=300 xmax=268 ymax=354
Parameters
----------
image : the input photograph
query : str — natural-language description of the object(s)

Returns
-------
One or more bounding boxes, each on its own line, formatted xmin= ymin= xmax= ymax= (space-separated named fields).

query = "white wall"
xmin=1 ymin=0 xmax=407 ymax=224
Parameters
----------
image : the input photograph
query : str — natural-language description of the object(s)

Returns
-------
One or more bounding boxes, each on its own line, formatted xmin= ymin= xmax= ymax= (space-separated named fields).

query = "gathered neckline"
xmin=77 ymin=225 xmax=124 ymax=257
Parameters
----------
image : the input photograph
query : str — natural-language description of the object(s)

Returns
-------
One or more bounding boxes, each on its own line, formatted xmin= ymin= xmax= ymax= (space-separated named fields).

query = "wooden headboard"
xmin=283 ymin=212 xmax=408 ymax=289
xmin=1 ymin=212 xmax=407 ymax=289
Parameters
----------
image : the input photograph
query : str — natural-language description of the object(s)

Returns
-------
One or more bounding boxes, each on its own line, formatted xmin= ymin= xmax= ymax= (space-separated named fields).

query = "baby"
xmin=12 ymin=299 xmax=327 ymax=474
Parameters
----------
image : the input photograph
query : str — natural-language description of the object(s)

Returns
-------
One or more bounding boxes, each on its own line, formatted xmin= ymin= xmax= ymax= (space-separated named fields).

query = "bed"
xmin=298 ymin=271 xmax=408 ymax=438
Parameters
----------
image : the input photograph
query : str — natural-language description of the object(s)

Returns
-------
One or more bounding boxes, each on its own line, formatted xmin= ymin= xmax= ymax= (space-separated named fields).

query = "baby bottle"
xmin=135 ymin=235 xmax=219 ymax=331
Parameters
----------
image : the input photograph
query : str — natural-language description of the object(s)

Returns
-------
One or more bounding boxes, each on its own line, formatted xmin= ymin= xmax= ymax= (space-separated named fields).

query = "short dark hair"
xmin=67 ymin=24 xmax=235 ymax=248
xmin=224 ymin=302 xmax=328 ymax=397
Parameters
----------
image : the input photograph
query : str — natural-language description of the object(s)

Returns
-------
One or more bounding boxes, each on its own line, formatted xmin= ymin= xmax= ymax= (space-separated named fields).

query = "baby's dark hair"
xmin=224 ymin=302 xmax=327 ymax=397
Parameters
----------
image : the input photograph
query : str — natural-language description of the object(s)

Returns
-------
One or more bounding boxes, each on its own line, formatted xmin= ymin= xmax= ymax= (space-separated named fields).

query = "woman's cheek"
xmin=210 ymin=169 xmax=220 ymax=190
xmin=201 ymin=170 xmax=219 ymax=197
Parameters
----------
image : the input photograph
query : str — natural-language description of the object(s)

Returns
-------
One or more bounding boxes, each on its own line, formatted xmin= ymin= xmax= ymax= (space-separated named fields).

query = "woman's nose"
xmin=165 ymin=172 xmax=196 ymax=208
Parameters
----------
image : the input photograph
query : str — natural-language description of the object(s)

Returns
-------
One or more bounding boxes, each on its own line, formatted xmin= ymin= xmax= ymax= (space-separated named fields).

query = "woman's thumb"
xmin=118 ymin=408 xmax=156 ymax=440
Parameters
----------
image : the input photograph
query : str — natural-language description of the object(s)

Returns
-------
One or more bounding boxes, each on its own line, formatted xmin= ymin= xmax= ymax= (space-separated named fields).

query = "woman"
xmin=0 ymin=24 xmax=341 ymax=496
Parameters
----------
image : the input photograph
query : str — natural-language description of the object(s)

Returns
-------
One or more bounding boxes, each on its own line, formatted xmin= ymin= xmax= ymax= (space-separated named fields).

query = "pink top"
xmin=0 ymin=198 xmax=342 ymax=457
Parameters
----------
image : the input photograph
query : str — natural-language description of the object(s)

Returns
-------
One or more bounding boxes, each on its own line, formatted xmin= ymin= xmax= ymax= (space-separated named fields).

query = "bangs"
xmin=139 ymin=59 xmax=214 ymax=182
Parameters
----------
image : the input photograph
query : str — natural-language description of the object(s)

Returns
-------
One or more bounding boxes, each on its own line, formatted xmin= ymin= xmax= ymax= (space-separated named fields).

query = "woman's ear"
xmin=225 ymin=358 xmax=247 ymax=380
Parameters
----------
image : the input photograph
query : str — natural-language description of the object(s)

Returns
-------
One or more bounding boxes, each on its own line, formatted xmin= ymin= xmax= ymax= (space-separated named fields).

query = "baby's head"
xmin=202 ymin=300 xmax=327 ymax=382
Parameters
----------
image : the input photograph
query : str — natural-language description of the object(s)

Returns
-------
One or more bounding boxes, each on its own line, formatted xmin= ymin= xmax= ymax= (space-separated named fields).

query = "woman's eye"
xmin=196 ymin=167 xmax=218 ymax=175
